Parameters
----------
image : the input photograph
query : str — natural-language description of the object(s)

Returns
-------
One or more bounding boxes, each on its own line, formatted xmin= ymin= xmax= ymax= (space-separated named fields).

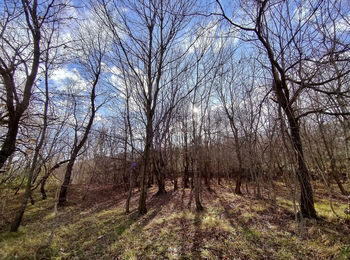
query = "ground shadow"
xmin=191 ymin=210 xmax=204 ymax=259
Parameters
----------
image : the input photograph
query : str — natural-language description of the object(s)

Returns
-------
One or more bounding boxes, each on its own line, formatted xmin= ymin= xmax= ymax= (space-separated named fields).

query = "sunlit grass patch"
xmin=201 ymin=214 xmax=233 ymax=232
xmin=314 ymin=199 xmax=348 ymax=220
xmin=337 ymin=245 xmax=350 ymax=260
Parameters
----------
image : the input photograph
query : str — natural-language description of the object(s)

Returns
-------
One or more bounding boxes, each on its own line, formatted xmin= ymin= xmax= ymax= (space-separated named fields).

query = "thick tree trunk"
xmin=194 ymin=167 xmax=203 ymax=211
xmin=58 ymin=159 xmax=75 ymax=206
xmin=272 ymin=71 xmax=317 ymax=218
xmin=0 ymin=21 xmax=40 ymax=169
xmin=225 ymin=113 xmax=243 ymax=195
xmin=155 ymin=159 xmax=166 ymax=195
xmin=138 ymin=119 xmax=152 ymax=215
xmin=286 ymin=107 xmax=317 ymax=218
xmin=173 ymin=172 xmax=178 ymax=191
xmin=235 ymin=173 xmax=242 ymax=195
xmin=204 ymin=171 xmax=211 ymax=192
xmin=138 ymin=158 xmax=149 ymax=215
xmin=157 ymin=175 xmax=166 ymax=195
xmin=0 ymin=115 xmax=20 ymax=169
xmin=183 ymin=155 xmax=190 ymax=188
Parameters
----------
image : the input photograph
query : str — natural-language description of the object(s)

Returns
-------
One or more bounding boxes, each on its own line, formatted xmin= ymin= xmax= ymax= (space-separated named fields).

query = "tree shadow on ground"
xmin=176 ymin=188 xmax=186 ymax=211
xmin=138 ymin=190 xmax=175 ymax=228
xmin=36 ymin=187 xmax=177 ymax=259
xmin=211 ymin=189 xmax=248 ymax=229
xmin=187 ymin=188 xmax=193 ymax=210
xmin=191 ymin=210 xmax=204 ymax=259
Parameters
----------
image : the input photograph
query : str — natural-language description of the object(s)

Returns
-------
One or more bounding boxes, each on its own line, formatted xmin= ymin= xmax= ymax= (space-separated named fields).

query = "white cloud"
xmin=51 ymin=67 xmax=80 ymax=82
xmin=51 ymin=67 xmax=89 ymax=92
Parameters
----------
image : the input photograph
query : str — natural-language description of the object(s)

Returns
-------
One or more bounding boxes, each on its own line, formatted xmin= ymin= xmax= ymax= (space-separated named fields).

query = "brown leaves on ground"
xmin=1 ymin=181 xmax=350 ymax=259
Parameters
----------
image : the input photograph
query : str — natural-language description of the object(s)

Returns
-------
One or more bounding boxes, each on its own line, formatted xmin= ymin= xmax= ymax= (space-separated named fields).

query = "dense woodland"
xmin=1 ymin=0 xmax=350 ymax=259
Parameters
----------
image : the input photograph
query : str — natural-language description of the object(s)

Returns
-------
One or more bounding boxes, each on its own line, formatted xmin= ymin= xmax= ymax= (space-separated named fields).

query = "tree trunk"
xmin=0 ymin=11 xmax=41 ymax=169
xmin=58 ymin=159 xmax=75 ymax=206
xmin=235 ymin=173 xmax=242 ymax=195
xmin=40 ymin=159 xmax=70 ymax=200
xmin=204 ymin=168 xmax=211 ymax=192
xmin=157 ymin=174 xmax=166 ymax=195
xmin=58 ymin=70 xmax=98 ymax=206
xmin=138 ymin=157 xmax=149 ymax=215
xmin=138 ymin=119 xmax=152 ymax=215
xmin=10 ymin=59 xmax=50 ymax=231
xmin=183 ymin=155 xmax=190 ymax=188
xmin=10 ymin=166 xmax=33 ymax=232
xmin=0 ymin=115 xmax=20 ymax=169
xmin=125 ymin=168 xmax=133 ymax=214
xmin=333 ymin=172 xmax=348 ymax=196
xmin=226 ymin=112 xmax=243 ymax=195
xmin=155 ymin=159 xmax=166 ymax=195
xmin=174 ymin=173 xmax=178 ymax=191
xmin=273 ymin=72 xmax=317 ymax=218
xmin=40 ymin=174 xmax=49 ymax=200
xmin=194 ymin=166 xmax=203 ymax=211
xmin=286 ymin=109 xmax=317 ymax=218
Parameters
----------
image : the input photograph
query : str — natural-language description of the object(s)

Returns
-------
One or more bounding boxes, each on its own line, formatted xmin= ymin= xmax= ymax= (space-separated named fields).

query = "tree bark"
xmin=284 ymin=96 xmax=317 ymax=218
xmin=58 ymin=159 xmax=76 ymax=206
xmin=125 ymin=167 xmax=133 ymax=214
xmin=183 ymin=124 xmax=190 ymax=188
xmin=0 ymin=112 xmax=21 ymax=169
xmin=138 ymin=118 xmax=152 ymax=215
xmin=333 ymin=172 xmax=348 ymax=196
xmin=154 ymin=152 xmax=166 ymax=195
xmin=194 ymin=166 xmax=203 ymax=211
xmin=0 ymin=0 xmax=42 ymax=169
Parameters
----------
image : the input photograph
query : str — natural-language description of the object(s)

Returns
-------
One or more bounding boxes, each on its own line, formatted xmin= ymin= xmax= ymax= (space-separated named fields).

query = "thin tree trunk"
xmin=333 ymin=172 xmax=348 ymax=196
xmin=10 ymin=170 xmax=32 ymax=232
xmin=125 ymin=167 xmax=133 ymax=214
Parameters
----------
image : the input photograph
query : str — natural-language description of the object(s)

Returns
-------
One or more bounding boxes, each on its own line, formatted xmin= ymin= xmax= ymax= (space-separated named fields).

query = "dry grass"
xmin=0 ymin=180 xmax=349 ymax=259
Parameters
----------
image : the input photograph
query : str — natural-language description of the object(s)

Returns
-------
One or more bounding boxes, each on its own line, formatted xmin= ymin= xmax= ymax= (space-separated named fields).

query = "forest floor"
xmin=0 ymin=180 xmax=350 ymax=259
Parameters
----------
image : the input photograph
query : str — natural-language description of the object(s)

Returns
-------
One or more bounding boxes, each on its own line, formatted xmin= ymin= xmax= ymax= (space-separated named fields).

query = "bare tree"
xmin=58 ymin=16 xmax=107 ymax=205
xmin=0 ymin=0 xmax=69 ymax=169
xmin=5 ymin=0 xmax=70 ymax=232
xmin=97 ymin=0 xmax=196 ymax=215
xmin=215 ymin=0 xmax=350 ymax=218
